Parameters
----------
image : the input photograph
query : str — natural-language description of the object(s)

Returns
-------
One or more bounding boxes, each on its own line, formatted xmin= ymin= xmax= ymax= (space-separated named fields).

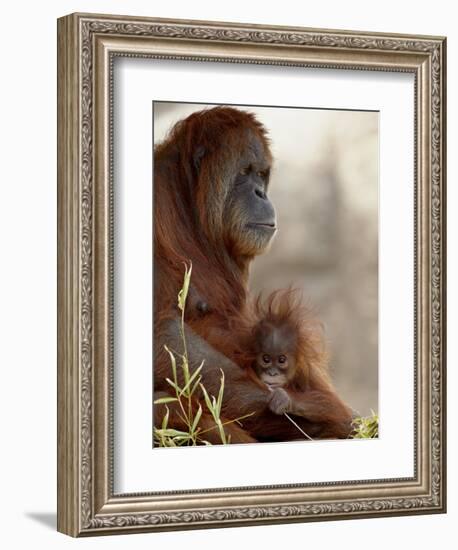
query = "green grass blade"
xmin=164 ymin=345 xmax=178 ymax=386
xmin=216 ymin=369 xmax=225 ymax=416
xmin=154 ymin=396 xmax=178 ymax=404
xmin=155 ymin=428 xmax=190 ymax=437
xmin=162 ymin=406 xmax=170 ymax=430
xmin=191 ymin=404 xmax=203 ymax=433
xmin=190 ymin=376 xmax=202 ymax=398
xmin=165 ymin=378 xmax=181 ymax=393
xmin=216 ymin=419 xmax=227 ymax=444
xmin=200 ymin=384 xmax=214 ymax=415
xmin=179 ymin=365 xmax=203 ymax=397
xmin=181 ymin=354 xmax=190 ymax=388
xmin=177 ymin=262 xmax=192 ymax=312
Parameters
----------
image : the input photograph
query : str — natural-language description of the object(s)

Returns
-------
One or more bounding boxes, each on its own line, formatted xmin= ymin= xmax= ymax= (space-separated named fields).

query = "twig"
xmin=283 ymin=412 xmax=313 ymax=441
xmin=267 ymin=385 xmax=313 ymax=441
xmin=198 ymin=412 xmax=255 ymax=436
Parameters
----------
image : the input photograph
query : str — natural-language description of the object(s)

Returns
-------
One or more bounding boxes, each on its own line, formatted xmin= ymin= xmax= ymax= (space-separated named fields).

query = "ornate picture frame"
xmin=57 ymin=12 xmax=446 ymax=536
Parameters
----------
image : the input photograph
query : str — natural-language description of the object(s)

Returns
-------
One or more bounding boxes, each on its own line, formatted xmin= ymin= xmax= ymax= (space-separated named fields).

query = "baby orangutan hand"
xmin=268 ymin=387 xmax=293 ymax=415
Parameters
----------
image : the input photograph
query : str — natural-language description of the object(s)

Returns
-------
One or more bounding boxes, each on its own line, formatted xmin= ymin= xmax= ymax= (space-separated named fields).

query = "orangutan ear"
xmin=193 ymin=145 xmax=206 ymax=171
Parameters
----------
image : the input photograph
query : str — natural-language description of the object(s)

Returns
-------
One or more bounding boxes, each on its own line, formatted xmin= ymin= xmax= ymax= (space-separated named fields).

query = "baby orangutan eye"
xmin=239 ymin=166 xmax=250 ymax=176
xmin=262 ymin=354 xmax=271 ymax=364
xmin=278 ymin=355 xmax=287 ymax=364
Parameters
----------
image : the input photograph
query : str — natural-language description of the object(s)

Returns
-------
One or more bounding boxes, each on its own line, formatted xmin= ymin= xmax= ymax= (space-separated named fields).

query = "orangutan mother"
xmin=153 ymin=106 xmax=352 ymax=443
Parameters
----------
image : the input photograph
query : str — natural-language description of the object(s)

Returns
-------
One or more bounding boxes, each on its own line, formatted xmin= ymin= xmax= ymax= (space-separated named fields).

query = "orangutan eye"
xmin=262 ymin=354 xmax=271 ymax=364
xmin=239 ymin=165 xmax=251 ymax=176
xmin=256 ymin=168 xmax=270 ymax=182
xmin=278 ymin=355 xmax=287 ymax=364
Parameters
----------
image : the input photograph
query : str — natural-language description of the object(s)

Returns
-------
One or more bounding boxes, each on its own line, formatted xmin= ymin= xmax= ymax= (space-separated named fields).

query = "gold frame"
xmin=57 ymin=12 xmax=447 ymax=537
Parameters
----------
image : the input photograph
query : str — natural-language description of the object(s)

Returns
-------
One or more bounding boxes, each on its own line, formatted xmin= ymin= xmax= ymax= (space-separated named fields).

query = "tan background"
xmin=154 ymin=102 xmax=378 ymax=416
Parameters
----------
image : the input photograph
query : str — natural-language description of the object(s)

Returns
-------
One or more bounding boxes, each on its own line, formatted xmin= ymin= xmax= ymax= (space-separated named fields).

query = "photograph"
xmin=55 ymin=12 xmax=446 ymax=536
xmin=0 ymin=0 xmax=451 ymax=543
xmin=152 ymin=102 xmax=379 ymax=447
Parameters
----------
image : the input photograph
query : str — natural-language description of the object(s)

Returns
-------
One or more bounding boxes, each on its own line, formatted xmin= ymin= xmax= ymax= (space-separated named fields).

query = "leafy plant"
xmin=351 ymin=410 xmax=379 ymax=439
xmin=153 ymin=262 xmax=253 ymax=447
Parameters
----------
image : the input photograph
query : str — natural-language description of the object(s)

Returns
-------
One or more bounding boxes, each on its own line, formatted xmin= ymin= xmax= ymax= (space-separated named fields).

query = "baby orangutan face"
xmin=253 ymin=323 xmax=297 ymax=389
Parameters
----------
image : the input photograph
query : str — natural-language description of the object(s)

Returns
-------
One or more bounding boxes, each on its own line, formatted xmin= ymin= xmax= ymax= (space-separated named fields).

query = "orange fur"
xmin=154 ymin=106 xmax=353 ymax=442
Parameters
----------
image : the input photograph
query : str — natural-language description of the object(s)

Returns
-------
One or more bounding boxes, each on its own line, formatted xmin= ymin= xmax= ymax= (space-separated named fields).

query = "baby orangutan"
xmin=251 ymin=317 xmax=305 ymax=415
xmin=246 ymin=290 xmax=320 ymax=416
xmin=244 ymin=290 xmax=353 ymax=437
xmin=183 ymin=286 xmax=353 ymax=439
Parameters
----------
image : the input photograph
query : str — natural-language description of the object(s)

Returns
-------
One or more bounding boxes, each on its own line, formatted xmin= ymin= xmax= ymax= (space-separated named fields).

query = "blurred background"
xmin=154 ymin=102 xmax=378 ymax=417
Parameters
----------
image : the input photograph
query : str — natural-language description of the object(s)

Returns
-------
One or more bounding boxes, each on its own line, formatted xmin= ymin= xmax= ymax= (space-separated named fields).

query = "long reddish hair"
xmin=154 ymin=106 xmax=272 ymax=323
xmin=210 ymin=288 xmax=330 ymax=391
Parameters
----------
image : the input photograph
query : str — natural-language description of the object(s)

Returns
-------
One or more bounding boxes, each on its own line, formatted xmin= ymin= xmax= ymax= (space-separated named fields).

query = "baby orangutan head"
xmin=252 ymin=321 xmax=297 ymax=389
